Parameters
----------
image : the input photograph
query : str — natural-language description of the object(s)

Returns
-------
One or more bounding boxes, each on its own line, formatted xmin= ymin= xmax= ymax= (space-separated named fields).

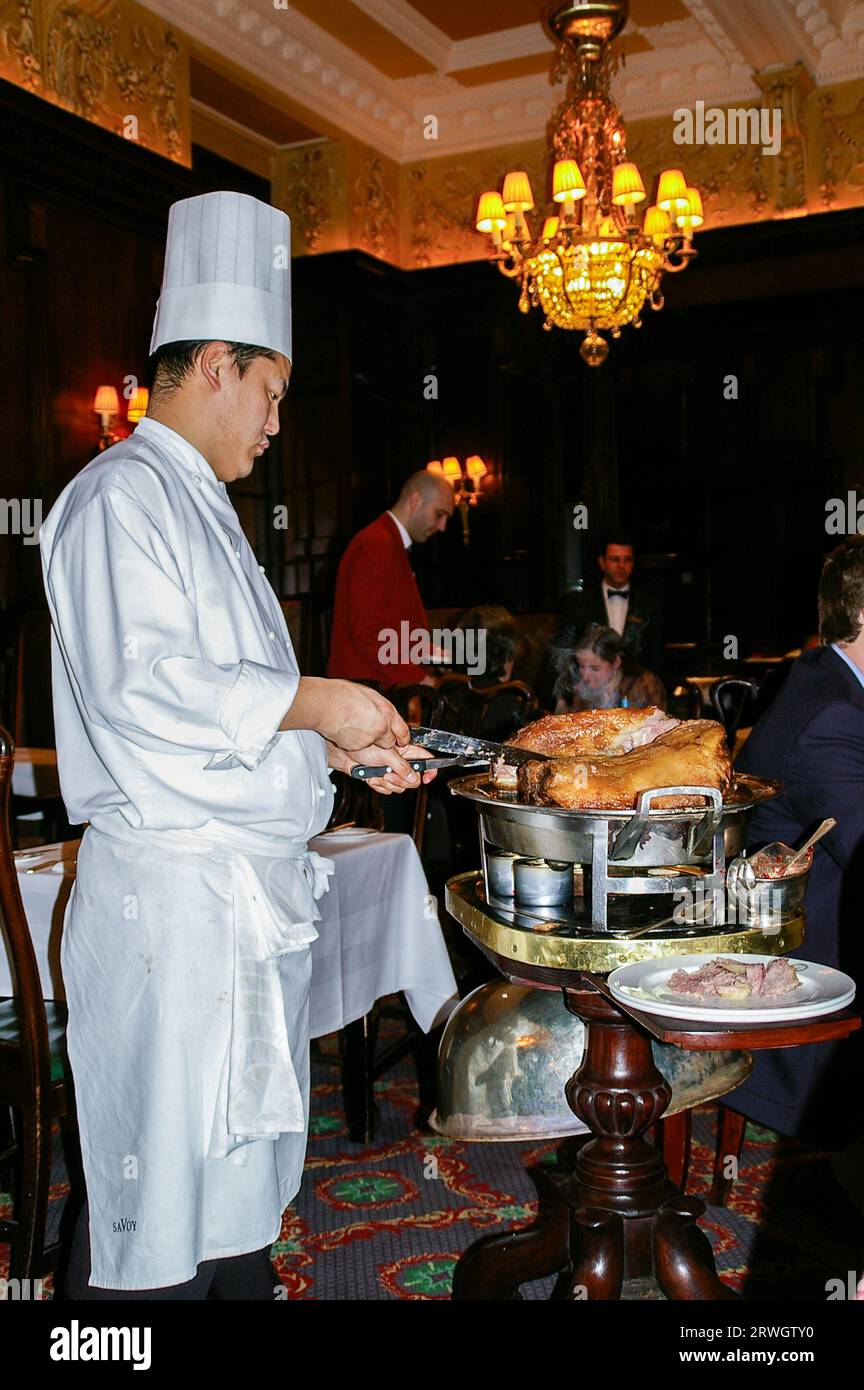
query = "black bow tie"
xmin=607 ymin=589 xmax=629 ymax=599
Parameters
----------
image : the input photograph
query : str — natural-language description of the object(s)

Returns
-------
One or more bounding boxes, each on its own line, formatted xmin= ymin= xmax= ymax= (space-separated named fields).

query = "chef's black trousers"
xmin=62 ymin=1201 xmax=280 ymax=1300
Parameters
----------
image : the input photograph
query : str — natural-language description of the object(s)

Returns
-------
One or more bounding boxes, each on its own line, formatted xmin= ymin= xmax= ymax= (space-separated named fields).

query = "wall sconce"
xmin=93 ymin=385 xmax=120 ymax=451
xmin=427 ymin=454 xmax=490 ymax=546
xmin=127 ymin=386 xmax=149 ymax=423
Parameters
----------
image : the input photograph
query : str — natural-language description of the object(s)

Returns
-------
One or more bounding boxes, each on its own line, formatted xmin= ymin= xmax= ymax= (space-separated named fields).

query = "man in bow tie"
xmin=556 ymin=534 xmax=666 ymax=684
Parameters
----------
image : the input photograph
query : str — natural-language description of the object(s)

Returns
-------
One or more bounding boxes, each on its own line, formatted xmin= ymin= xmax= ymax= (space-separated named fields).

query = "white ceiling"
xmin=141 ymin=0 xmax=864 ymax=160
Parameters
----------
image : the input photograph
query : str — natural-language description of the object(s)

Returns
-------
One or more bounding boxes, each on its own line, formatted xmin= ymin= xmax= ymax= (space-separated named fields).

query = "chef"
xmin=41 ymin=190 xmax=434 ymax=1298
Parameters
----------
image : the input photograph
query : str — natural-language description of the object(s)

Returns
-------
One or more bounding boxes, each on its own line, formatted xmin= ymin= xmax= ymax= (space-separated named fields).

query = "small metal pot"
xmin=727 ymin=865 xmax=809 ymax=928
xmin=485 ymin=847 xmax=519 ymax=899
xmin=513 ymin=857 xmax=573 ymax=908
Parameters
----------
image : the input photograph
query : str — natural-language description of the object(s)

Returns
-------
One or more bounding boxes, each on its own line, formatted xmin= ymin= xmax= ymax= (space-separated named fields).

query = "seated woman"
xmin=439 ymin=605 xmax=530 ymax=741
xmin=451 ymin=604 xmax=519 ymax=685
xmin=553 ymin=622 xmax=666 ymax=713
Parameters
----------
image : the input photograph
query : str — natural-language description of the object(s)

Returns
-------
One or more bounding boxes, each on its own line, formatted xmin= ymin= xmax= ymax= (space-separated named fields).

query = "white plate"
xmin=607 ymin=954 xmax=856 ymax=1025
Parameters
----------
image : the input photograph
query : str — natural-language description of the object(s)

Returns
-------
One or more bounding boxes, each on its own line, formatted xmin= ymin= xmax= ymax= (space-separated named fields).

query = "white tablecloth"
xmin=6 ymin=830 xmax=459 ymax=1037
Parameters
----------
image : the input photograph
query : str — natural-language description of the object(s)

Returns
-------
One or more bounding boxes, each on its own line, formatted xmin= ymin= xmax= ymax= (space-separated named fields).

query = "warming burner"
xmin=450 ymin=772 xmax=783 ymax=933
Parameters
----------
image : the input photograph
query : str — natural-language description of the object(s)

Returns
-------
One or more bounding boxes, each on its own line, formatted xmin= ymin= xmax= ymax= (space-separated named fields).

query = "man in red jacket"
xmin=328 ymin=471 xmax=454 ymax=689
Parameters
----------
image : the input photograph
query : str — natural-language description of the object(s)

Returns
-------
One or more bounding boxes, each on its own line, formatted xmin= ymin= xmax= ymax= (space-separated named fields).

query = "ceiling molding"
xmin=698 ymin=0 xmax=864 ymax=84
xmin=138 ymin=0 xmax=864 ymax=164
xmin=142 ymin=0 xmax=417 ymax=155
xmin=447 ymin=24 xmax=554 ymax=71
xmin=190 ymin=98 xmax=330 ymax=155
xmin=191 ymin=98 xmax=281 ymax=154
xmin=358 ymin=0 xmax=452 ymax=67
xmin=684 ymin=0 xmax=753 ymax=69
xmin=698 ymin=0 xmax=822 ymax=71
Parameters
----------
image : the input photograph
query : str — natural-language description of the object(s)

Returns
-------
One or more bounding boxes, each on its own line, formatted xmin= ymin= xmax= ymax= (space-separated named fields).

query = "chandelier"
xmin=475 ymin=0 xmax=703 ymax=366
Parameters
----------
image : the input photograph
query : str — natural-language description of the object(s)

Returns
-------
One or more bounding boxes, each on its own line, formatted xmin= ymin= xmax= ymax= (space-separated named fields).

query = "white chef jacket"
xmin=40 ymin=416 xmax=335 ymax=1289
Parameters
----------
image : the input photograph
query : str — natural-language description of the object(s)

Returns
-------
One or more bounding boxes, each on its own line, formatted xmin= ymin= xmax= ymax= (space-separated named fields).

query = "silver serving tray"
xmin=449 ymin=771 xmax=779 ymax=819
xmin=450 ymin=772 xmax=781 ymax=870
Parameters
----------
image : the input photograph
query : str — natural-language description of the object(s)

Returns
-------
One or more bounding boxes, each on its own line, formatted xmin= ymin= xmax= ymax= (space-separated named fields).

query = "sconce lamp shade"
xmin=93 ymin=385 xmax=119 ymax=415
xmin=476 ymin=192 xmax=507 ymax=233
xmin=552 ymin=160 xmax=586 ymax=203
xmin=657 ymin=169 xmax=689 ymax=212
xmin=542 ymin=216 xmax=560 ymax=239
xmin=465 ymin=456 xmax=487 ymax=481
xmin=676 ymin=187 xmax=704 ymax=230
xmin=502 ymin=171 xmax=534 ymax=212
xmin=126 ymin=386 xmax=150 ymax=422
xmin=442 ymin=457 xmax=463 ymax=484
xmin=612 ymin=162 xmax=646 ymax=206
xmin=427 ymin=460 xmax=444 ymax=475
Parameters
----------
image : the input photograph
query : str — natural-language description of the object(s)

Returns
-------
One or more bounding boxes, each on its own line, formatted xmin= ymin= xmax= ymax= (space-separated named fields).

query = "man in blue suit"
xmin=731 ymin=538 xmax=864 ymax=1142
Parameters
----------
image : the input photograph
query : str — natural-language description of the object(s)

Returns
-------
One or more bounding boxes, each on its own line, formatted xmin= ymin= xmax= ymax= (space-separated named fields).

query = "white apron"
xmin=40 ymin=417 xmax=335 ymax=1288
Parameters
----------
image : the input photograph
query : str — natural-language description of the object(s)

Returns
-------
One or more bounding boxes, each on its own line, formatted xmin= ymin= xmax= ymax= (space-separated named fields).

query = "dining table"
xmin=7 ymin=829 xmax=460 ymax=1041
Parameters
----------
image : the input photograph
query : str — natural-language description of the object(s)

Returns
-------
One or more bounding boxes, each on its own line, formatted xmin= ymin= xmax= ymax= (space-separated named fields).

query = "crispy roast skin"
xmin=493 ymin=707 xmax=679 ymax=792
xmin=505 ymin=706 xmax=674 ymax=756
xmin=514 ymin=719 xmax=731 ymax=810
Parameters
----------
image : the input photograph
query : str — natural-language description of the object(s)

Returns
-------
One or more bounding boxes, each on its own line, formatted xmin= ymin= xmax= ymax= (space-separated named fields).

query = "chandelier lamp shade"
xmin=475 ymin=1 xmax=703 ymax=365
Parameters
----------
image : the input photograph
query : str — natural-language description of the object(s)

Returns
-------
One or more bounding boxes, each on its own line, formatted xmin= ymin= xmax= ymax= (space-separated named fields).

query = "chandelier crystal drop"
xmin=475 ymin=1 xmax=703 ymax=365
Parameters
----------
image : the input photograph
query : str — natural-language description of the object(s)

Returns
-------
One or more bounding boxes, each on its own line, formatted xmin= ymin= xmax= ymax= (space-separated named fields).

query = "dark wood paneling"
xmin=0 ymin=78 xmax=272 ymax=719
xmin=3 ymin=75 xmax=864 ymax=705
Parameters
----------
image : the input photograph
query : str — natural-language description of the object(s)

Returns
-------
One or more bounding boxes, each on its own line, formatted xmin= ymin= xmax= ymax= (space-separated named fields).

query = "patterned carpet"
xmin=3 ymin=1025 xmax=863 ymax=1300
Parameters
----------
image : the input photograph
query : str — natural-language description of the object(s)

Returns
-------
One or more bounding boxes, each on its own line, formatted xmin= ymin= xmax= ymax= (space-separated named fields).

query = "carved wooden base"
xmin=452 ymin=983 xmax=738 ymax=1301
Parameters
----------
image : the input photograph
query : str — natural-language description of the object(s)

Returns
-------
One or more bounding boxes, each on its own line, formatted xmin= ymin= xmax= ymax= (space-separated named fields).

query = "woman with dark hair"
xmin=554 ymin=622 xmax=666 ymax=713
xmin=451 ymin=604 xmax=520 ymax=682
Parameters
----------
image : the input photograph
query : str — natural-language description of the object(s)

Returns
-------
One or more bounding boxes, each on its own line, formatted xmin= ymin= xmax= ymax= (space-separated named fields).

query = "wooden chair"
xmin=652 ymin=1103 xmax=747 ymax=1205
xmin=436 ymin=675 xmax=538 ymax=743
xmin=710 ymin=1106 xmax=747 ymax=1205
xmin=708 ymin=677 xmax=760 ymax=743
xmin=0 ymin=725 xmax=78 ymax=1281
xmin=14 ymin=612 xmax=54 ymax=751
xmin=387 ymin=684 xmax=447 ymax=854
xmin=328 ymin=770 xmax=385 ymax=834
xmin=12 ymin=610 xmax=70 ymax=846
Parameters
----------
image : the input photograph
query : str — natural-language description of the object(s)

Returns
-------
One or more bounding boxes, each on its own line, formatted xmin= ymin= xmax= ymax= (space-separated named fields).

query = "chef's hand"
xmin=325 ymin=741 xmax=438 ymax=796
xmin=282 ymin=677 xmax=409 ymax=751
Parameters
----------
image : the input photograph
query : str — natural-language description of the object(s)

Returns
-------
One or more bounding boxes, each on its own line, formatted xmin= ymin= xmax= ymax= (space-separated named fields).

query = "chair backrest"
xmin=387 ymin=685 xmax=447 ymax=854
xmin=708 ymin=678 xmax=760 ymax=740
xmin=327 ymin=773 xmax=385 ymax=833
xmin=279 ymin=600 xmax=303 ymax=659
xmin=299 ymin=595 xmax=332 ymax=678
xmin=15 ymin=610 xmax=55 ymax=749
xmin=0 ymin=726 xmax=51 ymax=1091
xmin=386 ymin=683 xmax=446 ymax=735
xmin=437 ymin=677 xmax=537 ymax=742
xmin=752 ymin=660 xmax=793 ymax=723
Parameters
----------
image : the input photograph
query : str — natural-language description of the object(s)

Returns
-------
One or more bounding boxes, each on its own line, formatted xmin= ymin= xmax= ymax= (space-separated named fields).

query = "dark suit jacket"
xmin=327 ymin=512 xmax=429 ymax=687
xmin=729 ymin=644 xmax=864 ymax=1139
xmin=558 ymin=584 xmax=665 ymax=681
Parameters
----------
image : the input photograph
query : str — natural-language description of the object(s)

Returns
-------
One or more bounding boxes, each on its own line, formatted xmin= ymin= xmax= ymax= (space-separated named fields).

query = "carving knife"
xmin=350 ymin=726 xmax=549 ymax=779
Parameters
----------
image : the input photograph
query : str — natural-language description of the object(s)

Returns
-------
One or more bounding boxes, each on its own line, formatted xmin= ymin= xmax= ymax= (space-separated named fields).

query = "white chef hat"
xmin=149 ymin=191 xmax=292 ymax=360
